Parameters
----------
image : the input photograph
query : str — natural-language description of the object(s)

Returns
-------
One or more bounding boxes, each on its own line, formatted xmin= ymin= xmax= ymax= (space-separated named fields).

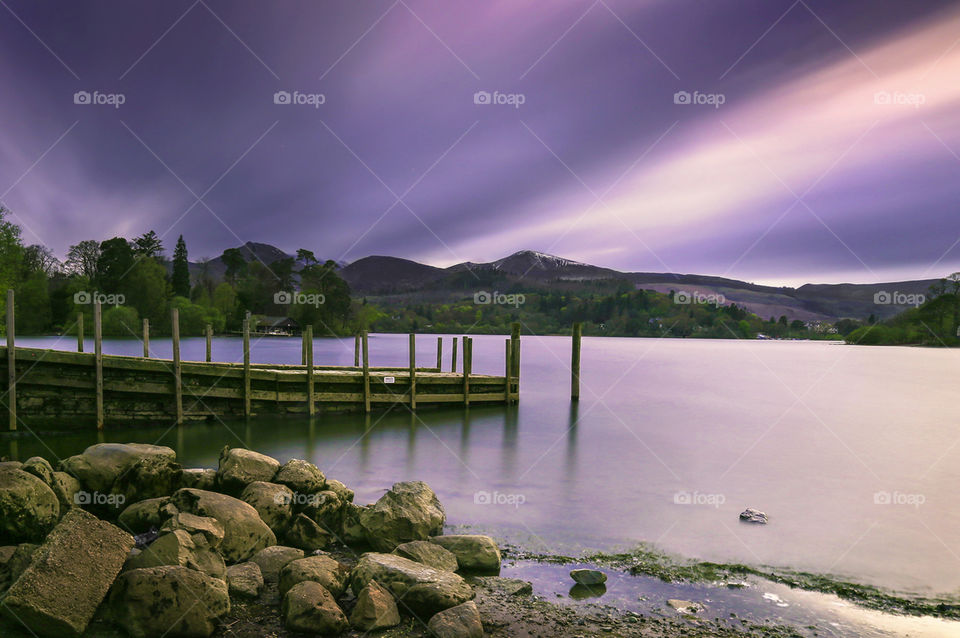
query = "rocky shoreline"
xmin=0 ymin=443 xmax=873 ymax=637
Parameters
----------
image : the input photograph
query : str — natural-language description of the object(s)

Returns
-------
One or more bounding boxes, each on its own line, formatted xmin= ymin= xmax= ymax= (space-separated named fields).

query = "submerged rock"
xmin=430 ymin=534 xmax=501 ymax=572
xmin=170 ymin=488 xmax=275 ymax=563
xmin=667 ymin=598 xmax=704 ymax=614
xmin=739 ymin=508 xmax=768 ymax=524
xmin=359 ymin=481 xmax=445 ymax=551
xmin=0 ymin=467 xmax=60 ymax=543
xmin=427 ymin=600 xmax=483 ymax=638
xmin=350 ymin=580 xmax=401 ymax=631
xmin=350 ymin=552 xmax=474 ymax=617
xmin=1 ymin=508 xmax=133 ymax=637
xmin=570 ymin=568 xmax=607 ymax=586
xmin=282 ymin=581 xmax=348 ymax=635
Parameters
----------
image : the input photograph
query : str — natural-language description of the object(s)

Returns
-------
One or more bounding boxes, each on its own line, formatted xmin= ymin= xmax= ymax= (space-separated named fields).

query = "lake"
xmin=5 ymin=333 xmax=959 ymax=601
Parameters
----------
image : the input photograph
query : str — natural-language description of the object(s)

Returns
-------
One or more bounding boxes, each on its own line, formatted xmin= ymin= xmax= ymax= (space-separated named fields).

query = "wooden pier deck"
xmin=1 ymin=293 xmax=521 ymax=428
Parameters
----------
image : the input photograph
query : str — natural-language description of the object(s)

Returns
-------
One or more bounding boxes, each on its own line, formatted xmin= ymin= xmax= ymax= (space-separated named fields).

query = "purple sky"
xmin=2 ymin=0 xmax=959 ymax=286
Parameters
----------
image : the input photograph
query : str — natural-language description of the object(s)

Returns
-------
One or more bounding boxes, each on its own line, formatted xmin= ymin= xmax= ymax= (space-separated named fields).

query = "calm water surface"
xmin=7 ymin=333 xmax=960 ymax=600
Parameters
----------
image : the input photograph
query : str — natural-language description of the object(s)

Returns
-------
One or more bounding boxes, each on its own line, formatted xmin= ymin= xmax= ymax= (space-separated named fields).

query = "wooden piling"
xmin=205 ymin=324 xmax=212 ymax=362
xmin=142 ymin=319 xmax=150 ymax=358
xmin=409 ymin=333 xmax=417 ymax=410
xmin=243 ymin=318 xmax=251 ymax=417
xmin=6 ymin=289 xmax=15 ymax=431
xmin=94 ymin=301 xmax=103 ymax=430
xmin=301 ymin=330 xmax=306 ymax=366
xmin=172 ymin=308 xmax=183 ymax=425
xmin=77 ymin=313 xmax=83 ymax=353
xmin=463 ymin=337 xmax=472 ymax=407
xmin=361 ymin=331 xmax=370 ymax=413
xmin=510 ymin=323 xmax=521 ymax=381
xmin=504 ymin=338 xmax=512 ymax=404
xmin=451 ymin=337 xmax=458 ymax=373
xmin=571 ymin=322 xmax=582 ymax=401
xmin=306 ymin=325 xmax=315 ymax=416
xmin=436 ymin=336 xmax=442 ymax=372
xmin=354 ymin=334 xmax=360 ymax=367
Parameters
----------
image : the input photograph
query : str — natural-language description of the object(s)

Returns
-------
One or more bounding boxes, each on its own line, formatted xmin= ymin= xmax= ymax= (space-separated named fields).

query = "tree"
xmin=96 ymin=237 xmax=134 ymax=294
xmin=221 ymin=248 xmax=247 ymax=283
xmin=0 ymin=208 xmax=24 ymax=322
xmin=65 ymin=240 xmax=101 ymax=279
xmin=171 ymin=235 xmax=191 ymax=298
xmin=123 ymin=257 xmax=170 ymax=328
xmin=296 ymin=249 xmax=318 ymax=268
xmin=23 ymin=245 xmax=59 ymax=275
xmin=270 ymin=257 xmax=295 ymax=291
xmin=133 ymin=230 xmax=164 ymax=260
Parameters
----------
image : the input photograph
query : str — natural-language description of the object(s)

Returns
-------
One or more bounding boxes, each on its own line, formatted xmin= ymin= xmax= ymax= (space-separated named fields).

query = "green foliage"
xmin=171 ymin=235 xmax=191 ymax=298
xmin=96 ymin=237 xmax=134 ymax=294
xmin=101 ymin=305 xmax=140 ymax=337
xmin=172 ymin=296 xmax=224 ymax=335
xmin=845 ymin=275 xmax=960 ymax=347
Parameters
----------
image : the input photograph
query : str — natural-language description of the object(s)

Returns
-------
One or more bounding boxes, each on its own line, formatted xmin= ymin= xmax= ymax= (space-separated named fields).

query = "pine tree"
xmin=171 ymin=235 xmax=190 ymax=298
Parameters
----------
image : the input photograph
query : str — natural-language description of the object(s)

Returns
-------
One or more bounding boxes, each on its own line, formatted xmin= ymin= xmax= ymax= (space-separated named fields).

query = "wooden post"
xmin=436 ymin=336 xmax=442 ymax=372
xmin=172 ymin=308 xmax=183 ymax=425
xmin=463 ymin=337 xmax=472 ymax=407
xmin=94 ymin=300 xmax=103 ymax=430
xmin=142 ymin=319 xmax=150 ymax=358
xmin=504 ymin=338 xmax=512 ymax=404
xmin=354 ymin=334 xmax=360 ymax=368
xmin=571 ymin=322 xmax=582 ymax=401
xmin=77 ymin=313 xmax=84 ymax=353
xmin=361 ymin=331 xmax=370 ymax=413
xmin=451 ymin=337 xmax=458 ymax=373
xmin=306 ymin=325 xmax=315 ymax=416
xmin=205 ymin=324 xmax=212 ymax=362
xmin=301 ymin=330 xmax=306 ymax=366
xmin=6 ymin=289 xmax=15 ymax=431
xmin=409 ymin=333 xmax=417 ymax=410
xmin=510 ymin=323 xmax=521 ymax=390
xmin=243 ymin=318 xmax=251 ymax=417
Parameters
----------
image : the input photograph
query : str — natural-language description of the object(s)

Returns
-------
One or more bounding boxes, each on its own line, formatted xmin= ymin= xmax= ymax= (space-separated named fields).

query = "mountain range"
xmin=192 ymin=243 xmax=939 ymax=322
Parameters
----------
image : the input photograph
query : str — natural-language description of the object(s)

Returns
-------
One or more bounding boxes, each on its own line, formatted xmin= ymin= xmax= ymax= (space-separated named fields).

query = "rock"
xmin=0 ymin=467 xmax=60 ymax=543
xmin=430 ymin=535 xmax=501 ymax=572
xmin=0 ymin=461 xmax=23 ymax=470
xmin=59 ymin=443 xmax=176 ymax=495
xmin=180 ymin=468 xmax=217 ymax=490
xmin=569 ymin=583 xmax=606 ymax=599
xmin=475 ymin=576 xmax=532 ymax=596
xmin=0 ymin=508 xmax=134 ymax=637
xmin=112 ymin=454 xmax=182 ymax=504
xmin=226 ymin=562 xmax=263 ymax=599
xmin=282 ymin=581 xmax=348 ymax=635
xmin=279 ymin=554 xmax=349 ymax=598
xmin=286 ymin=513 xmax=335 ymax=552
xmin=49 ymin=471 xmax=81 ymax=512
xmin=160 ymin=512 xmax=225 ymax=549
xmin=427 ymin=600 xmax=483 ymax=638
xmin=739 ymin=508 xmax=768 ymax=524
xmin=217 ymin=446 xmax=279 ymax=492
xmin=350 ymin=553 xmax=474 ymax=617
xmin=359 ymin=481 xmax=445 ymax=551
xmin=4 ymin=543 xmax=39 ymax=584
xmin=108 ymin=566 xmax=230 ymax=638
xmin=323 ymin=478 xmax=354 ymax=503
xmin=301 ymin=490 xmax=343 ymax=529
xmin=350 ymin=580 xmax=401 ymax=631
xmin=117 ymin=497 xmax=171 ymax=535
xmin=341 ymin=502 xmax=368 ymax=545
xmin=274 ymin=459 xmax=325 ymax=494
xmin=394 ymin=540 xmax=459 ymax=572
xmin=125 ymin=529 xmax=226 ymax=579
xmin=667 ymin=598 xmax=704 ymax=613
xmin=21 ymin=456 xmax=55 ymax=486
xmin=240 ymin=481 xmax=293 ymax=533
xmin=569 ymin=568 xmax=607 ymax=586
xmin=251 ymin=545 xmax=304 ymax=583
xmin=170 ymin=488 xmax=276 ymax=563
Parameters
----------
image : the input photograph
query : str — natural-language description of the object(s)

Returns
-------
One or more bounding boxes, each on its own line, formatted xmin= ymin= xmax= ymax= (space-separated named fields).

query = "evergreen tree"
xmin=172 ymin=235 xmax=191 ymax=298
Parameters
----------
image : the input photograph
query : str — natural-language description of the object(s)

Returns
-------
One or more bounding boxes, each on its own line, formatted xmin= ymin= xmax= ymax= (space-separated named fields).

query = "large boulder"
xmin=117 ymin=497 xmax=171 ymax=535
xmin=427 ymin=601 xmax=483 ymax=638
xmin=274 ymin=459 xmax=325 ymax=494
xmin=429 ymin=535 xmax=501 ymax=572
xmin=107 ymin=566 xmax=229 ymax=638
xmin=1 ymin=508 xmax=133 ymax=637
xmin=124 ymin=529 xmax=226 ymax=579
xmin=49 ymin=472 xmax=81 ymax=512
xmin=170 ymin=488 xmax=275 ymax=563
xmin=112 ymin=454 xmax=182 ymax=504
xmin=341 ymin=502 xmax=368 ymax=545
xmin=350 ymin=553 xmax=474 ymax=617
xmin=301 ymin=490 xmax=343 ymax=530
xmin=0 ymin=467 xmax=60 ymax=543
xmin=180 ymin=468 xmax=216 ymax=491
xmin=394 ymin=540 xmax=458 ymax=572
xmin=59 ymin=443 xmax=177 ymax=496
xmin=250 ymin=545 xmax=303 ymax=583
xmin=285 ymin=513 xmax=334 ymax=552
xmin=226 ymin=562 xmax=263 ymax=599
xmin=324 ymin=479 xmax=354 ymax=503
xmin=279 ymin=555 xmax=349 ymax=598
xmin=216 ymin=447 xmax=279 ymax=492
xmin=359 ymin=481 xmax=445 ymax=551
xmin=282 ymin=581 xmax=348 ymax=635
xmin=20 ymin=456 xmax=55 ymax=486
xmin=240 ymin=481 xmax=293 ymax=533
xmin=350 ymin=580 xmax=401 ymax=631
xmin=160 ymin=512 xmax=225 ymax=549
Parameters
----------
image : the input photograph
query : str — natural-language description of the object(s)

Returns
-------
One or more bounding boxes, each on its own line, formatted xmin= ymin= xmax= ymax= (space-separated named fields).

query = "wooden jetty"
xmin=0 ymin=292 xmax=521 ymax=429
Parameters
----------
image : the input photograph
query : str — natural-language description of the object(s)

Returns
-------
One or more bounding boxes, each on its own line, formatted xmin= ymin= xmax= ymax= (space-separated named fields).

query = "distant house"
xmin=254 ymin=315 xmax=300 ymax=336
